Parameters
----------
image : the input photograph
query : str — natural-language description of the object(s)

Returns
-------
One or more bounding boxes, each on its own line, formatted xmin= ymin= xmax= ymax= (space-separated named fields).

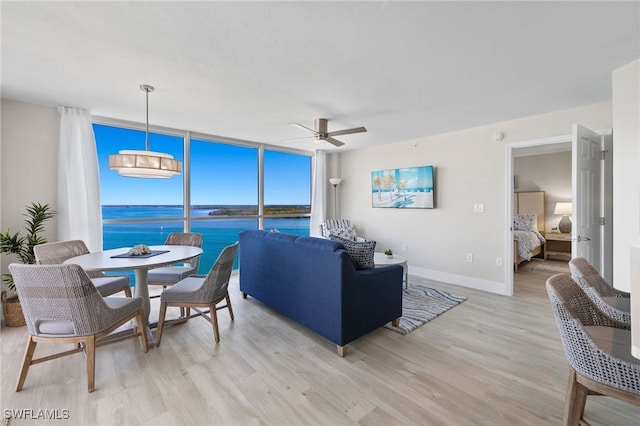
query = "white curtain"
xmin=309 ymin=150 xmax=327 ymax=237
xmin=57 ymin=107 xmax=102 ymax=252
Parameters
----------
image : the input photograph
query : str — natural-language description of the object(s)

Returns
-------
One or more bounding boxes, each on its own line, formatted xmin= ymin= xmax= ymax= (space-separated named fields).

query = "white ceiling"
xmin=2 ymin=1 xmax=638 ymax=152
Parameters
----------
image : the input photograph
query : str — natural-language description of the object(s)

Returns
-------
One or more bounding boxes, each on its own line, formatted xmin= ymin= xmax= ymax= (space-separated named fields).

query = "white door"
xmin=572 ymin=124 xmax=602 ymax=270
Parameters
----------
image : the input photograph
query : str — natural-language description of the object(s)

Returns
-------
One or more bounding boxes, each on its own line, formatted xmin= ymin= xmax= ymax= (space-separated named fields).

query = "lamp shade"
xmin=109 ymin=150 xmax=182 ymax=178
xmin=329 ymin=178 xmax=342 ymax=186
xmin=554 ymin=202 xmax=572 ymax=215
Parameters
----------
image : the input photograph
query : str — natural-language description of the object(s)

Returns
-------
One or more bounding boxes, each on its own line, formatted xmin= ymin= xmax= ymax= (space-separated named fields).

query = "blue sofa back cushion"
xmin=239 ymin=230 xmax=346 ymax=335
xmin=328 ymin=234 xmax=376 ymax=270
xmin=239 ymin=229 xmax=403 ymax=347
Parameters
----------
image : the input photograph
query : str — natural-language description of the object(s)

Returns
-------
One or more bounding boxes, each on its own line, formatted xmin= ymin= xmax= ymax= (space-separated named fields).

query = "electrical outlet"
xmin=401 ymin=244 xmax=407 ymax=252
xmin=473 ymin=203 xmax=485 ymax=213
xmin=466 ymin=253 xmax=473 ymax=262
xmin=496 ymin=257 xmax=503 ymax=267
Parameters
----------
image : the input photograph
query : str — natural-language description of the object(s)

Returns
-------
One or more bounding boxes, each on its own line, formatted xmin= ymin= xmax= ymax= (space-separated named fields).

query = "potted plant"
xmin=384 ymin=249 xmax=393 ymax=259
xmin=0 ymin=202 xmax=55 ymax=327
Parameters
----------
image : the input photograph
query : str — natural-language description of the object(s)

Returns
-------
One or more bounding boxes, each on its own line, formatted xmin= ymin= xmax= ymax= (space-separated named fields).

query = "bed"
xmin=514 ymin=191 xmax=546 ymax=272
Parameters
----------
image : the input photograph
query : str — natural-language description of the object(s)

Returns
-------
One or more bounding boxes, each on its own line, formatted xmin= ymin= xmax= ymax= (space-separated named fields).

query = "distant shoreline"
xmin=103 ymin=205 xmax=311 ymax=208
xmin=102 ymin=204 xmax=311 ymax=216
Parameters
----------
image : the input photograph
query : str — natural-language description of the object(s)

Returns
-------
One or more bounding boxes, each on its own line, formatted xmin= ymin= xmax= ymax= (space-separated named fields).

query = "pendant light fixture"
xmin=108 ymin=84 xmax=182 ymax=178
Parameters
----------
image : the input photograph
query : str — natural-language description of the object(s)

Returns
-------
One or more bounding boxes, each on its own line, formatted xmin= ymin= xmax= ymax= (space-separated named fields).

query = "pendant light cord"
xmin=140 ymin=84 xmax=154 ymax=152
xmin=144 ymin=86 xmax=150 ymax=151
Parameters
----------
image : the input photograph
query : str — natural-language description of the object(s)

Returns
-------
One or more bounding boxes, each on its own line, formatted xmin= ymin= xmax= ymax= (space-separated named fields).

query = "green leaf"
xmin=2 ymin=273 xmax=15 ymax=292
xmin=1 ymin=202 xmax=56 ymax=268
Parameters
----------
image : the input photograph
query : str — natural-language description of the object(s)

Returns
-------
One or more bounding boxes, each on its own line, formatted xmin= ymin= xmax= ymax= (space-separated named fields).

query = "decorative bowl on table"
xmin=129 ymin=244 xmax=152 ymax=256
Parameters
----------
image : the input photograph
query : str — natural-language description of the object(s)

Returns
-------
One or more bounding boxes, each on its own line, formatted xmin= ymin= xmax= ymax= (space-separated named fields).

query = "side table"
xmin=545 ymin=233 xmax=572 ymax=259
xmin=373 ymin=252 xmax=409 ymax=289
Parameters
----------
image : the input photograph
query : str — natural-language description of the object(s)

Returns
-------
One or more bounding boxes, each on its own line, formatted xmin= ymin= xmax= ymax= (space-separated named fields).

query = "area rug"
xmin=384 ymin=283 xmax=466 ymax=335
xmin=531 ymin=263 xmax=570 ymax=274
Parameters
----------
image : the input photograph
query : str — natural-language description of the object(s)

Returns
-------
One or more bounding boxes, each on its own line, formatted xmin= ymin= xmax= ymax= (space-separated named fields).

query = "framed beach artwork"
xmin=371 ymin=165 xmax=435 ymax=209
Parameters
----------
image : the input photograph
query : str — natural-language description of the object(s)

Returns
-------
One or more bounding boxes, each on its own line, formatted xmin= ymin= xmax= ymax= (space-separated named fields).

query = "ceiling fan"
xmin=289 ymin=118 xmax=367 ymax=147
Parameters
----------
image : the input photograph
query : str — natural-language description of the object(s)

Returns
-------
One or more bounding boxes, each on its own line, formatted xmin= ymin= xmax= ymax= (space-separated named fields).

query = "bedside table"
xmin=545 ymin=233 xmax=572 ymax=259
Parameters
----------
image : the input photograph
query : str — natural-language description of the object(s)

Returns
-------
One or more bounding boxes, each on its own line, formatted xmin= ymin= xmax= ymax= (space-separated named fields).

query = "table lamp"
xmin=554 ymin=202 xmax=572 ymax=233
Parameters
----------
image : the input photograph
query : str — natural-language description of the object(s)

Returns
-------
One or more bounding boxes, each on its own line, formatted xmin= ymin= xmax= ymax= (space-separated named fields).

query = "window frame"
xmin=92 ymin=116 xmax=312 ymax=233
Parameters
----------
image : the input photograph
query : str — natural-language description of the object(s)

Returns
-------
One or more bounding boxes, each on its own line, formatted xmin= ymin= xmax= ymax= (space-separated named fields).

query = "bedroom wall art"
xmin=371 ymin=165 xmax=435 ymax=209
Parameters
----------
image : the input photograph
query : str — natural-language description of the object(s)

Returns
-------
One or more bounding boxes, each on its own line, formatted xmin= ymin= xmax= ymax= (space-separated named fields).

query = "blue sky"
xmin=94 ymin=124 xmax=311 ymax=205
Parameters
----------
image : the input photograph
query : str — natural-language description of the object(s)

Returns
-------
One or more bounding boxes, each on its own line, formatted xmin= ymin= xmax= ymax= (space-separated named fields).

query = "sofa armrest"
xmin=339 ymin=263 xmax=404 ymax=344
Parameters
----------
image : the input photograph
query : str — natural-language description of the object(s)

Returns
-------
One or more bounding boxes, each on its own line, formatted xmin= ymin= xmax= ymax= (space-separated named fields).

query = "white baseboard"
xmin=409 ymin=266 xmax=508 ymax=295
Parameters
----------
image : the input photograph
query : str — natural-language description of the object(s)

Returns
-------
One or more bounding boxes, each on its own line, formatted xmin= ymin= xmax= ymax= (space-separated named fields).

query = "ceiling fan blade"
xmin=282 ymin=135 xmax=314 ymax=143
xmin=325 ymin=136 xmax=345 ymax=147
xmin=328 ymin=126 xmax=367 ymax=137
xmin=290 ymin=123 xmax=318 ymax=135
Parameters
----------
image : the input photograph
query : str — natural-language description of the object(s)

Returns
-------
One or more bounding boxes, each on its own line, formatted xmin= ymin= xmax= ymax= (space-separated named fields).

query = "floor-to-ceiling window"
xmin=94 ymin=121 xmax=311 ymax=273
xmin=95 ymin=124 xmax=185 ymax=249
xmin=263 ymin=149 xmax=311 ymax=234
xmin=189 ymin=137 xmax=259 ymax=270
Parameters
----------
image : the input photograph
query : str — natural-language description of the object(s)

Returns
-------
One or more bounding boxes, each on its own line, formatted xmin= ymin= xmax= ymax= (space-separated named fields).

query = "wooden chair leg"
xmin=124 ymin=285 xmax=132 ymax=297
xmin=226 ymin=293 xmax=234 ymax=321
xmin=392 ymin=318 xmax=400 ymax=327
xmin=564 ymin=368 xmax=588 ymax=426
xmin=85 ymin=335 xmax=96 ymax=393
xmin=156 ymin=302 xmax=168 ymax=346
xmin=136 ymin=310 xmax=149 ymax=352
xmin=16 ymin=336 xmax=37 ymax=391
xmin=210 ymin=302 xmax=220 ymax=343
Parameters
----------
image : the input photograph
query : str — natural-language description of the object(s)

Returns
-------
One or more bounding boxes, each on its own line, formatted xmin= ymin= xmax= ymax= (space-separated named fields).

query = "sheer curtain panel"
xmin=309 ymin=150 xmax=327 ymax=237
xmin=57 ymin=107 xmax=102 ymax=251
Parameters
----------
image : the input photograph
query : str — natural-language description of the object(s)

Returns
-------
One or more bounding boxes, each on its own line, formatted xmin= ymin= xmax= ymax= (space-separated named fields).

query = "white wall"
xmin=340 ymin=102 xmax=612 ymax=294
xmin=0 ymin=81 xmax=631 ymax=298
xmin=0 ymin=99 xmax=59 ymax=278
xmin=612 ymin=59 xmax=640 ymax=292
xmin=515 ymin=151 xmax=572 ymax=233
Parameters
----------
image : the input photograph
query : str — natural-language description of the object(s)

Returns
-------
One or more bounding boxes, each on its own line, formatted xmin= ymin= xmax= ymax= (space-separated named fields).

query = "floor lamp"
xmin=329 ymin=178 xmax=341 ymax=218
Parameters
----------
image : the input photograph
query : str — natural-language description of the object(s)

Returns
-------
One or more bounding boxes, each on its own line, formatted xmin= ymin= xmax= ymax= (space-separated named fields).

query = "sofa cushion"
xmin=329 ymin=234 xmax=376 ymax=270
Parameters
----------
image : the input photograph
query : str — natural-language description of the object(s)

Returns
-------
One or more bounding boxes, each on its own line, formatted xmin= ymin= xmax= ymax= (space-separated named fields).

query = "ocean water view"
xmin=103 ymin=205 xmax=310 ymax=273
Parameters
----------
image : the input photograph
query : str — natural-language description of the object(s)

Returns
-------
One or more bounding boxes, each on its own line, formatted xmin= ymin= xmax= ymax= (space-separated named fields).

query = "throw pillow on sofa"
xmin=329 ymin=234 xmax=376 ymax=270
xmin=328 ymin=226 xmax=358 ymax=241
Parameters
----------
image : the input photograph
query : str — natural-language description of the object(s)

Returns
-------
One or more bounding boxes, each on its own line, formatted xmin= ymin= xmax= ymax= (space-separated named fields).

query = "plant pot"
xmin=385 ymin=254 xmax=393 ymax=259
xmin=1 ymin=291 xmax=26 ymax=327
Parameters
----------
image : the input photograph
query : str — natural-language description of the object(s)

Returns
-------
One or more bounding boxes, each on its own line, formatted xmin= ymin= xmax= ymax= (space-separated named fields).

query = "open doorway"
xmin=513 ymin=143 xmax=572 ymax=291
xmin=504 ymin=128 xmax=613 ymax=296
xmin=505 ymin=134 xmax=572 ymax=295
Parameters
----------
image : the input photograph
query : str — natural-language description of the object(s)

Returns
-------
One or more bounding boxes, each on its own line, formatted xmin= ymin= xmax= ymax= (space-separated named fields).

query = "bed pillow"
xmin=328 ymin=234 xmax=376 ymax=270
xmin=514 ymin=214 xmax=537 ymax=232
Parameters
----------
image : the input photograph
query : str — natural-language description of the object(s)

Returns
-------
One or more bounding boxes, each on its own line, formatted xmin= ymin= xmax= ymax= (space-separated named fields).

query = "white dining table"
xmin=64 ymin=245 xmax=203 ymax=346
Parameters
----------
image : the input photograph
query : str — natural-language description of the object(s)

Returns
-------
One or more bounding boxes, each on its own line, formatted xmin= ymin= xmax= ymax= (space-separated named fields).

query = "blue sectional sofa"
xmin=239 ymin=229 xmax=403 ymax=356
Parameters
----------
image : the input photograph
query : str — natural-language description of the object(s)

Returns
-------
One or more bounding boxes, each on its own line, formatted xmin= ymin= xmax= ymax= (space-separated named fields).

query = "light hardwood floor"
xmin=1 ymin=259 xmax=638 ymax=425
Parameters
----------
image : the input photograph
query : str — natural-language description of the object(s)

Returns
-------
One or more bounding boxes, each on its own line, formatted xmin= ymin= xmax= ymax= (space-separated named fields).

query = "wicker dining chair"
xmin=147 ymin=232 xmax=203 ymax=291
xmin=8 ymin=263 xmax=149 ymax=393
xmin=34 ymin=240 xmax=132 ymax=297
xmin=546 ymin=273 xmax=639 ymax=425
xmin=156 ymin=242 xmax=238 ymax=345
xmin=568 ymin=257 xmax=631 ymax=324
